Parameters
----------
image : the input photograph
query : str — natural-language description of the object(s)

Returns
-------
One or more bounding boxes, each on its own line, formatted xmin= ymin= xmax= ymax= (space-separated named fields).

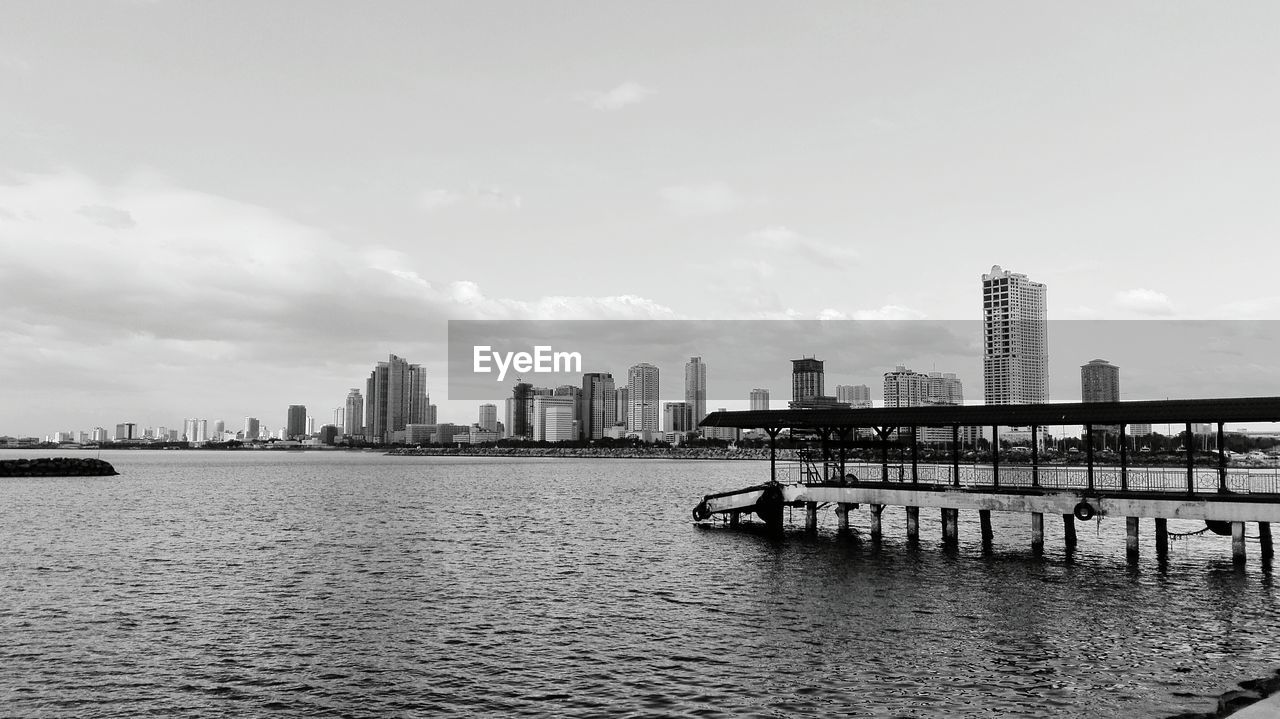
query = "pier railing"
xmin=788 ymin=460 xmax=1280 ymax=497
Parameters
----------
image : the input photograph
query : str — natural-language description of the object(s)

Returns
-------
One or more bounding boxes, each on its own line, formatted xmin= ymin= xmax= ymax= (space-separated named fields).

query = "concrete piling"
xmin=1031 ymin=512 xmax=1044 ymax=554
xmin=1062 ymin=514 xmax=1077 ymax=551
xmin=730 ymin=511 xmax=739 ymax=528
xmin=979 ymin=510 xmax=993 ymax=550
xmin=1155 ymin=517 xmax=1168 ymax=557
xmin=835 ymin=503 xmax=850 ymax=532
xmin=1126 ymin=517 xmax=1139 ymax=562
xmin=906 ymin=506 xmax=919 ymax=543
xmin=1261 ymin=522 xmax=1273 ymax=563
xmin=1232 ymin=521 xmax=1246 ymax=564
xmin=941 ymin=508 xmax=958 ymax=547
xmin=870 ymin=504 xmax=884 ymax=541
xmin=805 ymin=502 xmax=818 ymax=534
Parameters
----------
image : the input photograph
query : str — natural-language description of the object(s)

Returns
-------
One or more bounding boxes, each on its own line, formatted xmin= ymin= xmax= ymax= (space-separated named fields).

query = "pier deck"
xmin=696 ymin=397 xmax=1280 ymax=564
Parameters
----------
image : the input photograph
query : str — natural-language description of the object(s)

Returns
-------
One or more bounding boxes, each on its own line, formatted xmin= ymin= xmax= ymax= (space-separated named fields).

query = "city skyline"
xmin=4 ymin=3 xmax=1280 ymax=437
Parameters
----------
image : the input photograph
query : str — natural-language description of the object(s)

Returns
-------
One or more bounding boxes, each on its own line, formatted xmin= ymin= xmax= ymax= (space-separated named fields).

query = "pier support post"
xmin=1126 ymin=517 xmax=1140 ymax=562
xmin=1232 ymin=521 xmax=1246 ymax=565
xmin=941 ymin=508 xmax=958 ymax=547
xmin=1062 ymin=514 xmax=1077 ymax=551
xmin=1260 ymin=522 xmax=1273 ymax=563
xmin=906 ymin=506 xmax=919 ymax=544
xmin=1155 ymin=518 xmax=1168 ymax=557
xmin=870 ymin=504 xmax=884 ymax=541
xmin=805 ymin=502 xmax=818 ymax=534
xmin=979 ymin=510 xmax=993 ymax=550
xmin=1031 ymin=512 xmax=1044 ymax=554
xmin=835 ymin=503 xmax=850 ymax=532
xmin=730 ymin=511 xmax=740 ymax=528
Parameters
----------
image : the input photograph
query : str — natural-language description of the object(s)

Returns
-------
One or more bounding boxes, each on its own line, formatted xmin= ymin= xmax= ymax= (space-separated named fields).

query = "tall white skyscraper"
xmin=344 ymin=388 xmax=364 ymax=436
xmin=982 ymin=265 xmax=1047 ymax=405
xmin=627 ymin=363 xmax=660 ymax=432
xmin=684 ymin=356 xmax=706 ymax=427
xmin=836 ymin=384 xmax=871 ymax=408
xmin=478 ymin=403 xmax=498 ymax=432
xmin=749 ymin=388 xmax=770 ymax=411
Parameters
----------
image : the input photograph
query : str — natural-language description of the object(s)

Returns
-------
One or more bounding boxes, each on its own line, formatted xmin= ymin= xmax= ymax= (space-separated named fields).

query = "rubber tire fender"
xmin=1073 ymin=501 xmax=1096 ymax=521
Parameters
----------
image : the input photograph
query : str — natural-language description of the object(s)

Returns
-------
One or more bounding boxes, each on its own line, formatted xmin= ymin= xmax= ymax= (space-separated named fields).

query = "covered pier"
xmin=696 ymin=396 xmax=1280 ymax=565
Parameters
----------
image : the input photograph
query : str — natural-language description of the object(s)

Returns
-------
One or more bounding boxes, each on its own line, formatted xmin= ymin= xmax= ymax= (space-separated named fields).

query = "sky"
xmin=2 ymin=1 xmax=1280 ymax=436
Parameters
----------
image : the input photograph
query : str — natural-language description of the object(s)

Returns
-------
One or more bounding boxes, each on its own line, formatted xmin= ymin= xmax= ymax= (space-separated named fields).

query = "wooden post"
xmin=1062 ymin=514 xmax=1077 ymax=550
xmin=979 ymin=510 xmax=993 ymax=550
xmin=1126 ymin=517 xmax=1139 ymax=562
xmin=870 ymin=504 xmax=884 ymax=541
xmin=942 ymin=508 xmax=958 ymax=547
xmin=1086 ymin=423 xmax=1095 ymax=490
xmin=991 ymin=425 xmax=1000 ymax=487
xmin=906 ymin=506 xmax=919 ymax=543
xmin=1119 ymin=423 xmax=1128 ymax=491
xmin=1031 ymin=424 xmax=1040 ymax=488
xmin=952 ymin=425 xmax=961 ymax=487
xmin=729 ymin=511 xmax=740 ymax=528
xmin=1031 ymin=512 xmax=1044 ymax=554
xmin=768 ymin=427 xmax=779 ymax=484
xmin=1232 ymin=521 xmax=1246 ymax=564
xmin=1261 ymin=522 xmax=1273 ymax=563
xmin=836 ymin=503 xmax=850 ymax=532
xmin=805 ymin=501 xmax=818 ymax=533
xmin=1155 ymin=517 xmax=1168 ymax=557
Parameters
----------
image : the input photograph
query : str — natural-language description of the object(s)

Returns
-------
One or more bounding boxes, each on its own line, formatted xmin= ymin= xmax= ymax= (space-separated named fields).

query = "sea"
xmin=1 ymin=449 xmax=1276 ymax=718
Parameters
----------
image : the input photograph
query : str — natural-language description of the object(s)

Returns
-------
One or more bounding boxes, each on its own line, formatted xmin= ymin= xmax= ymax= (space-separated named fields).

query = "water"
xmin=1 ymin=450 xmax=1277 ymax=718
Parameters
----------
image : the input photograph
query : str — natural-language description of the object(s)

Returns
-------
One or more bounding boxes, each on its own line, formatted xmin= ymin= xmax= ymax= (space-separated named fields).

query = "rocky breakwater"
xmin=1167 ymin=669 xmax=1280 ymax=718
xmin=0 ymin=457 xmax=118 ymax=477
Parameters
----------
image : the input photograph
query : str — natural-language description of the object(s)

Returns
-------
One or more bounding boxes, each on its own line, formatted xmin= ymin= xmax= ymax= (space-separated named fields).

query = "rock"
xmin=1217 ymin=689 xmax=1261 ymax=716
xmin=1239 ymin=676 xmax=1280 ymax=696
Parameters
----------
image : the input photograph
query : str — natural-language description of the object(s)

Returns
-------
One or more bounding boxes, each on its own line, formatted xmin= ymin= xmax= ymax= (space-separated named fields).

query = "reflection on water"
xmin=0 ymin=450 xmax=1275 ymax=718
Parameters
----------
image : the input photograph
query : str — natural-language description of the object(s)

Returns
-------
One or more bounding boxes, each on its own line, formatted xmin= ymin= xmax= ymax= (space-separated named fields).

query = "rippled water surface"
xmin=2 ymin=450 xmax=1277 ymax=718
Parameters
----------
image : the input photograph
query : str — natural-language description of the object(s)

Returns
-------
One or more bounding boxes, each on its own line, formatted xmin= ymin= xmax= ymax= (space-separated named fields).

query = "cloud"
xmin=580 ymin=81 xmax=654 ymax=111
xmin=659 ymin=182 xmax=742 ymax=216
xmin=1113 ymin=288 xmax=1175 ymax=316
xmin=0 ymin=170 xmax=667 ymax=434
xmin=745 ymin=226 xmax=860 ymax=268
xmin=415 ymin=184 xmax=521 ymax=212
xmin=77 ymin=204 xmax=137 ymax=229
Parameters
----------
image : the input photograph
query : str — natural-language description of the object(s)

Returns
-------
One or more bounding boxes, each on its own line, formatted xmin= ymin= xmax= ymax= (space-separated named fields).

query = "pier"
xmin=694 ymin=397 xmax=1280 ymax=565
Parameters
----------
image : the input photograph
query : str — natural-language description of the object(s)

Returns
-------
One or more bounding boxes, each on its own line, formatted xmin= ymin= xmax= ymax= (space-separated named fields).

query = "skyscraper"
xmin=1081 ymin=359 xmax=1120 ymax=402
xmin=684 ymin=356 xmax=706 ymax=427
xmin=614 ymin=387 xmax=629 ymax=427
xmin=836 ymin=384 xmax=872 ymax=408
xmin=478 ymin=403 xmax=498 ymax=432
xmin=532 ymin=395 xmax=578 ymax=441
xmin=790 ymin=358 xmax=843 ymax=408
xmin=244 ymin=416 xmax=260 ymax=442
xmin=982 ymin=265 xmax=1047 ymax=405
xmin=882 ymin=366 xmax=926 ymax=408
xmin=510 ymin=382 xmax=534 ymax=439
xmin=286 ymin=405 xmax=307 ymax=439
xmin=581 ymin=373 xmax=616 ymax=440
xmin=750 ymin=388 xmax=770 ymax=411
xmin=627 ymin=363 xmax=660 ymax=432
xmin=344 ymin=388 xmax=364 ymax=436
xmin=664 ymin=401 xmax=694 ymax=433
xmin=364 ymin=354 xmax=429 ymax=443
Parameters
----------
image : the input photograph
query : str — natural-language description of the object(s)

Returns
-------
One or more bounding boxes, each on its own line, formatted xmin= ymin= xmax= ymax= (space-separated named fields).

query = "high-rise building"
xmin=510 ymin=382 xmax=534 ymax=439
xmin=286 ymin=405 xmax=307 ymax=439
xmin=627 ymin=363 xmax=660 ymax=432
xmin=306 ymin=416 xmax=315 ymax=435
xmin=532 ymin=395 xmax=578 ymax=441
xmin=581 ymin=373 xmax=616 ymax=440
xmin=750 ymin=388 xmax=770 ymax=411
xmin=982 ymin=265 xmax=1047 ymax=405
xmin=883 ymin=366 xmax=926 ymax=408
xmin=614 ymin=387 xmax=629 ymax=426
xmin=789 ymin=358 xmax=843 ymax=409
xmin=836 ymin=384 xmax=872 ymax=408
xmin=684 ymin=357 xmax=707 ymax=427
xmin=478 ymin=404 xmax=498 ymax=432
xmin=884 ymin=367 xmax=973 ymax=443
xmin=703 ymin=407 xmax=741 ymax=442
xmin=114 ymin=423 xmax=136 ymax=441
xmin=1130 ymin=423 xmax=1153 ymax=437
xmin=426 ymin=404 xmax=437 ymax=425
xmin=332 ymin=407 xmax=344 ymax=431
xmin=91 ymin=427 xmax=108 ymax=442
xmin=213 ymin=420 xmax=225 ymax=435
xmin=1081 ymin=359 xmax=1120 ymax=402
xmin=664 ymin=401 xmax=694 ymax=433
xmin=364 ymin=354 xmax=429 ymax=443
xmin=344 ymin=389 xmax=364 ymax=436
xmin=244 ymin=417 xmax=260 ymax=442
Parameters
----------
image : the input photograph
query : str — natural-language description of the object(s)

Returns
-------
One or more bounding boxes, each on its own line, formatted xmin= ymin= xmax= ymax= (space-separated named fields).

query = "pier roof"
xmin=700 ymin=396 xmax=1280 ymax=429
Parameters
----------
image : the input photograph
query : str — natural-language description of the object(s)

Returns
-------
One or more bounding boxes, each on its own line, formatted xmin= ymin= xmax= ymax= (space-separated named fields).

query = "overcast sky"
xmin=3 ymin=1 xmax=1279 ymax=436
